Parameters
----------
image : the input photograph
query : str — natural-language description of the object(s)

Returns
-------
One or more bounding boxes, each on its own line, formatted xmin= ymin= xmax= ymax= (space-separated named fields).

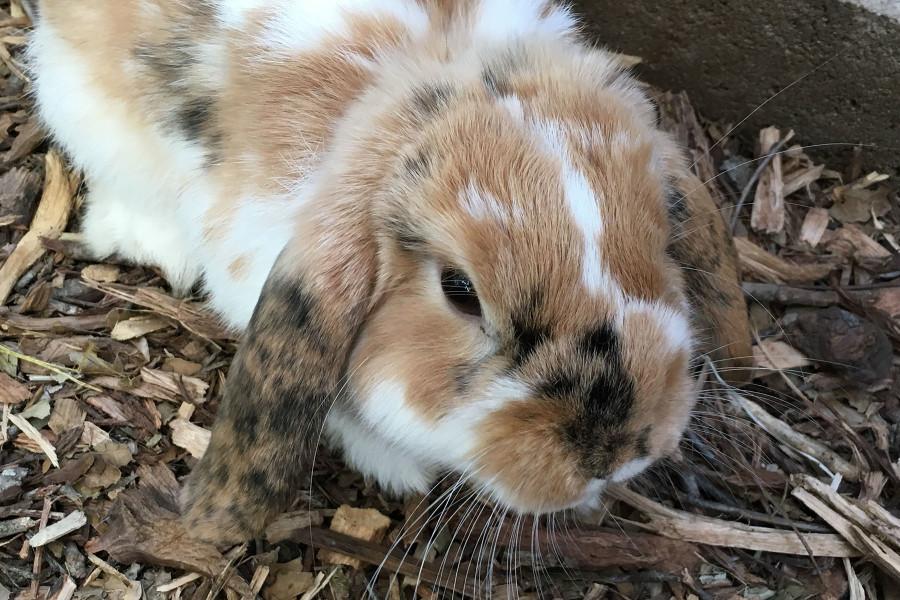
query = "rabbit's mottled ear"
xmin=181 ymin=209 xmax=377 ymax=544
xmin=667 ymin=172 xmax=753 ymax=385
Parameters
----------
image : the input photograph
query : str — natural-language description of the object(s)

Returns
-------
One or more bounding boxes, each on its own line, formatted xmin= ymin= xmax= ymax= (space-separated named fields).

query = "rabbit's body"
xmin=30 ymin=0 xmax=753 ymax=544
xmin=31 ymin=0 xmax=440 ymax=322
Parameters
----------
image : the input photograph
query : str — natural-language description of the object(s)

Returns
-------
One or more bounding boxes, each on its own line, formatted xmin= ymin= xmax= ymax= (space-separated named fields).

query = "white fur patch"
xmin=529 ymin=120 xmax=617 ymax=295
xmin=216 ymin=0 xmax=268 ymax=28
xmin=29 ymin=23 xmax=208 ymax=294
xmin=326 ymin=408 xmax=435 ymax=495
xmin=472 ymin=0 xmax=577 ymax=42
xmin=577 ymin=478 xmax=608 ymax=511
xmin=610 ymin=457 xmax=653 ymax=482
xmin=625 ymin=300 xmax=694 ymax=354
xmin=562 ymin=166 xmax=608 ymax=293
xmin=202 ymin=196 xmax=304 ymax=329
xmin=498 ymin=95 xmax=525 ymax=121
xmin=460 ymin=181 xmax=524 ymax=224
xmin=261 ymin=0 xmax=429 ymax=51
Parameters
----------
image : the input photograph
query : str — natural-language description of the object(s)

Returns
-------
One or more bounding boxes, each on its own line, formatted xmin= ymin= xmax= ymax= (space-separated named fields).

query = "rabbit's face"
xmin=340 ymin=74 xmax=695 ymax=513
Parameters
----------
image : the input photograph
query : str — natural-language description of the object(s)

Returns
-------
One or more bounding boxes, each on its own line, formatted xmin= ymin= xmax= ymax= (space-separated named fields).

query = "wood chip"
xmin=8 ymin=412 xmax=59 ymax=468
xmin=86 ymin=554 xmax=142 ymax=600
xmin=265 ymin=510 xmax=325 ymax=544
xmin=799 ymin=207 xmax=831 ymax=248
xmin=0 ymin=151 xmax=75 ymax=304
xmin=750 ymin=127 xmax=786 ymax=234
xmin=783 ymin=164 xmax=825 ymax=197
xmin=47 ymin=397 xmax=86 ymax=435
xmin=792 ymin=487 xmax=900 ymax=582
xmin=319 ymin=505 xmax=391 ymax=569
xmin=85 ymin=464 xmax=251 ymax=596
xmin=110 ymin=315 xmax=172 ymax=341
xmin=730 ymin=390 xmax=859 ymax=481
xmin=734 ymin=237 xmax=835 ymax=284
xmin=0 ymin=372 xmax=29 ymax=404
xmin=28 ymin=511 xmax=86 ymax=547
xmin=825 ymin=224 xmax=891 ymax=259
xmin=80 ymin=264 xmax=120 ymax=284
xmin=169 ymin=418 xmax=210 ymax=459
xmin=753 ymin=340 xmax=810 ymax=372
xmin=0 ymin=516 xmax=35 ymax=538
xmin=262 ymin=559 xmax=313 ymax=600
xmin=608 ymin=485 xmax=857 ymax=557
xmin=154 ymin=573 xmax=202 ymax=593
xmin=47 ymin=576 xmax=76 ymax=600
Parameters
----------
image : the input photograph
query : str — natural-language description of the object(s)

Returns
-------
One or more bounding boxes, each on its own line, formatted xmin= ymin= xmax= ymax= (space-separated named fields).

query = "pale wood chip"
xmin=155 ymin=573 xmax=202 ymax=593
xmin=80 ymin=264 xmax=120 ymax=284
xmin=110 ymin=315 xmax=172 ymax=341
xmin=8 ymin=412 xmax=58 ymax=468
xmin=81 ymin=421 xmax=112 ymax=447
xmin=750 ymin=127 xmax=786 ymax=234
xmin=608 ymin=485 xmax=857 ymax=557
xmin=169 ymin=418 xmax=210 ymax=459
xmin=140 ymin=367 xmax=208 ymax=403
xmin=753 ymin=340 xmax=810 ymax=372
xmin=46 ymin=576 xmax=76 ymax=600
xmin=798 ymin=207 xmax=831 ymax=248
xmin=825 ymin=224 xmax=891 ymax=259
xmin=87 ymin=554 xmax=142 ymax=600
xmin=176 ymin=401 xmax=195 ymax=421
xmin=28 ymin=511 xmax=86 ymax=547
xmin=783 ymin=164 xmax=825 ymax=197
xmin=734 ymin=237 xmax=836 ymax=284
xmin=319 ymin=506 xmax=391 ymax=568
xmin=792 ymin=487 xmax=900 ymax=581
xmin=0 ymin=151 xmax=75 ymax=304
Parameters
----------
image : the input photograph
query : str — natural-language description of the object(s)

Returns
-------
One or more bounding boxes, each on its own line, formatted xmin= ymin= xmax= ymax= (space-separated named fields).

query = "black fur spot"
xmin=279 ymin=284 xmax=314 ymax=329
xmin=385 ymin=216 xmax=426 ymax=250
xmin=570 ymin=427 xmax=632 ymax=478
xmin=634 ymin=425 xmax=652 ymax=458
xmin=665 ymin=185 xmax=690 ymax=227
xmin=581 ymin=323 xmax=618 ymax=356
xmin=539 ymin=370 xmax=581 ymax=400
xmin=585 ymin=367 xmax=636 ymax=426
xmin=481 ymin=49 xmax=523 ymax=96
xmin=244 ymin=469 xmax=271 ymax=493
xmin=232 ymin=405 xmax=259 ymax=449
xmin=411 ymin=84 xmax=453 ymax=116
xmin=403 ymin=147 xmax=432 ymax=180
xmin=268 ymin=387 xmax=328 ymax=438
xmin=177 ymin=96 xmax=214 ymax=142
xmin=453 ymin=363 xmax=479 ymax=394
xmin=513 ymin=323 xmax=549 ymax=363
xmin=510 ymin=289 xmax=549 ymax=364
xmin=211 ymin=461 xmax=230 ymax=486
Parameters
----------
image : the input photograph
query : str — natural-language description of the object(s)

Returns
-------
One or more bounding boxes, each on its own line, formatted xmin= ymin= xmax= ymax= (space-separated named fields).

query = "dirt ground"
xmin=1 ymin=2 xmax=899 ymax=599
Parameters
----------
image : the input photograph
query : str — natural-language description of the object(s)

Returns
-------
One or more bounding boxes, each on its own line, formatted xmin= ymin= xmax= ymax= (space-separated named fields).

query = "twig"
xmin=675 ymin=493 xmax=833 ymax=533
xmin=730 ymin=135 xmax=794 ymax=232
xmin=30 ymin=497 xmax=52 ymax=600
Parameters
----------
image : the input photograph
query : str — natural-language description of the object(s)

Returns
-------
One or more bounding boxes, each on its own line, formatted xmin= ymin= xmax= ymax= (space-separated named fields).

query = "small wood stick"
xmin=31 ymin=496 xmax=52 ymax=600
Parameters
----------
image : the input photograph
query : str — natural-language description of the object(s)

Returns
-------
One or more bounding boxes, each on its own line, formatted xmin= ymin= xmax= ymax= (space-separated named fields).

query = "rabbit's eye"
xmin=441 ymin=267 xmax=482 ymax=317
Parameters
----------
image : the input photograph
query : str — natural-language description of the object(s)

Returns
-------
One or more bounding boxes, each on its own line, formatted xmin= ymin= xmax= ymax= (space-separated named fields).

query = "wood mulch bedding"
xmin=1 ymin=2 xmax=899 ymax=599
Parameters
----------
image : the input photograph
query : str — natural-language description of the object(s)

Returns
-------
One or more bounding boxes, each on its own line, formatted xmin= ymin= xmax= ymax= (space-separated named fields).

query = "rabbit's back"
xmin=29 ymin=0 xmax=431 ymax=322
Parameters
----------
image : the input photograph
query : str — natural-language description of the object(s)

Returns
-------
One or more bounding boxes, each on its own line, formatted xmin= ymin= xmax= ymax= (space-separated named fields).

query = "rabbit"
xmin=28 ymin=0 xmax=753 ymax=545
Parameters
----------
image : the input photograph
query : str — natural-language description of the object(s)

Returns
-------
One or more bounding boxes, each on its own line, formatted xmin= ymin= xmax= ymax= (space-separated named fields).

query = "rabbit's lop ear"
xmin=667 ymin=172 xmax=753 ymax=385
xmin=181 ymin=200 xmax=377 ymax=544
